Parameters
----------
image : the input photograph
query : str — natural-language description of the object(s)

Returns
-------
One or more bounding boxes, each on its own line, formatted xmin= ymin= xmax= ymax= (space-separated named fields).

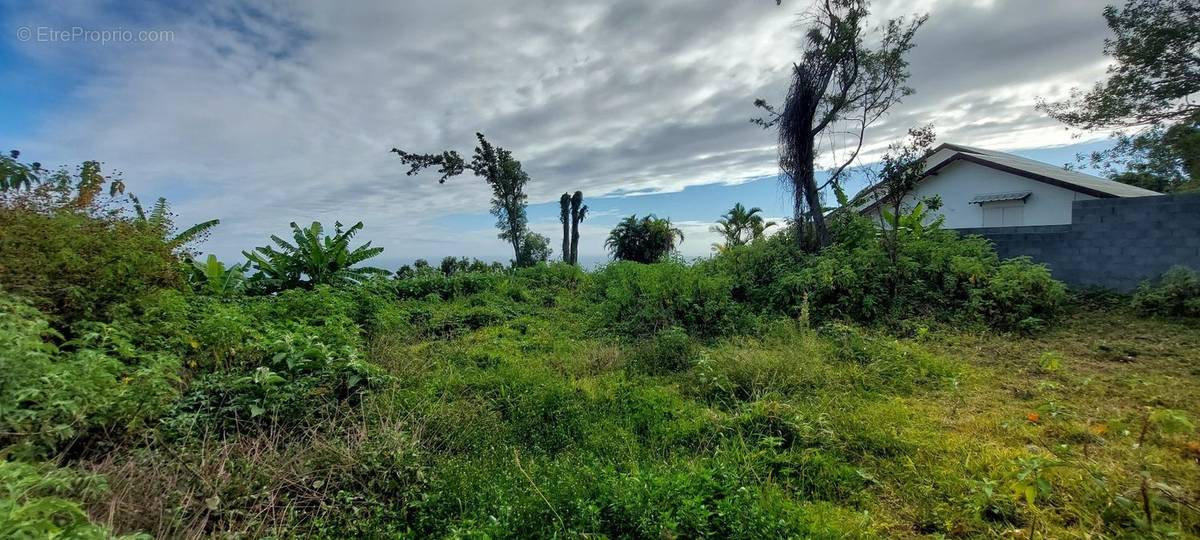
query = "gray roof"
xmin=936 ymin=143 xmax=1162 ymax=198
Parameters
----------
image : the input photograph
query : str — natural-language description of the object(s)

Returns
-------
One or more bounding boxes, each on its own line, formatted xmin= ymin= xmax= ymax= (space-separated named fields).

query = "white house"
xmin=856 ymin=143 xmax=1161 ymax=228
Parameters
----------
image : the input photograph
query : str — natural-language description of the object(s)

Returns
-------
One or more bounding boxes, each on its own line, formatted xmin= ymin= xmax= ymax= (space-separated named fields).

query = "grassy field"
xmin=65 ymin=282 xmax=1198 ymax=539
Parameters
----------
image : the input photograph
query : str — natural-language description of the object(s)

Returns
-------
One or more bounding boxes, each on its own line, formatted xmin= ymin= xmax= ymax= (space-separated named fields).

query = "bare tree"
xmin=755 ymin=0 xmax=926 ymax=250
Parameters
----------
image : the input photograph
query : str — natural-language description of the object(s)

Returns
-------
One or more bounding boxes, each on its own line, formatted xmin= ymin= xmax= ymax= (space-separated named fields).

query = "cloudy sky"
xmin=1 ymin=0 xmax=1117 ymax=267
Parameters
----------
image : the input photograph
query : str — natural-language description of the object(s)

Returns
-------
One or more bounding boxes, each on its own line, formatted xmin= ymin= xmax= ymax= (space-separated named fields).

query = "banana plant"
xmin=130 ymin=195 xmax=220 ymax=249
xmin=243 ymin=221 xmax=388 ymax=292
xmin=187 ymin=254 xmax=246 ymax=296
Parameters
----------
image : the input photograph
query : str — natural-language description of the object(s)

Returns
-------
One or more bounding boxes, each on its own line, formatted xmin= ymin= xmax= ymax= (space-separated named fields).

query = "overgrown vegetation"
xmin=5 ymin=154 xmax=1195 ymax=538
xmin=2 ymin=1 xmax=1198 ymax=534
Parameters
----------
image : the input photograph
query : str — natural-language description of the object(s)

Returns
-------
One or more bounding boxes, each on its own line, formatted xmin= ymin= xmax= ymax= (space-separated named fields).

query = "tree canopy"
xmin=711 ymin=203 xmax=775 ymax=252
xmin=392 ymin=133 xmax=536 ymax=265
xmin=1038 ymin=0 xmax=1200 ymax=192
xmin=605 ymin=214 xmax=684 ymax=264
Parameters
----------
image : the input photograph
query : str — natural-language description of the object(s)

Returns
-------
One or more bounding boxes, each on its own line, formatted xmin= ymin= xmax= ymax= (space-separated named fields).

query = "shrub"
xmin=721 ymin=215 xmax=1066 ymax=331
xmin=699 ymin=228 xmax=809 ymax=311
xmin=0 ymin=209 xmax=184 ymax=326
xmin=0 ymin=460 xmax=136 ymax=539
xmin=394 ymin=271 xmax=503 ymax=300
xmin=970 ymin=257 xmax=1067 ymax=332
xmin=626 ymin=326 xmax=700 ymax=374
xmin=1132 ymin=265 xmax=1200 ymax=317
xmin=163 ymin=328 xmax=384 ymax=437
xmin=591 ymin=261 xmax=748 ymax=338
xmin=0 ymin=293 xmax=180 ymax=457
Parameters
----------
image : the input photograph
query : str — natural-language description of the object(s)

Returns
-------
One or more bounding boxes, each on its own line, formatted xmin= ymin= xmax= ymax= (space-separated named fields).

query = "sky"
xmin=1 ymin=0 xmax=1120 ymax=268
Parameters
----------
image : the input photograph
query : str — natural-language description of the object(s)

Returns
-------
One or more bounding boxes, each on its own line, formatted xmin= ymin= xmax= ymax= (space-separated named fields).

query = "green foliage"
xmin=591 ymin=261 xmax=747 ymax=338
xmin=186 ymin=254 xmax=245 ymax=296
xmin=392 ymin=133 xmax=535 ymax=265
xmin=0 ymin=294 xmax=180 ymax=458
xmin=605 ymin=214 xmax=685 ymax=263
xmin=0 ymin=151 xmax=124 ymax=210
xmin=711 ymin=202 xmax=775 ymax=252
xmin=0 ymin=209 xmax=185 ymax=325
xmin=516 ymin=231 xmax=552 ymax=266
xmin=243 ymin=221 xmax=388 ymax=293
xmin=1039 ymin=0 xmax=1200 ymax=191
xmin=1087 ymin=119 xmax=1200 ymax=192
xmin=970 ymin=257 xmax=1068 ymax=333
xmin=129 ymin=195 xmax=219 ymax=251
xmin=433 ymin=256 xmax=504 ymax=276
xmin=165 ymin=327 xmax=384 ymax=436
xmin=1038 ymin=0 xmax=1199 ymax=131
xmin=1132 ymin=265 xmax=1200 ymax=317
xmin=700 ymin=226 xmax=810 ymax=309
xmin=0 ymin=460 xmax=140 ymax=539
xmin=626 ymin=326 xmax=700 ymax=374
xmin=869 ymin=125 xmax=938 ymax=230
xmin=720 ymin=213 xmax=1065 ymax=331
xmin=0 ymin=150 xmax=41 ymax=192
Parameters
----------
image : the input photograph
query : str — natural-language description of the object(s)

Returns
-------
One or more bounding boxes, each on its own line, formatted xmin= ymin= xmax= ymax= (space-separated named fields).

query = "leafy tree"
xmin=860 ymin=125 xmax=938 ymax=307
xmin=754 ymin=0 xmax=926 ymax=250
xmin=1037 ymin=0 xmax=1200 ymax=192
xmin=243 ymin=221 xmax=387 ymax=292
xmin=517 ymin=231 xmax=553 ymax=266
xmin=1075 ymin=118 xmax=1200 ymax=193
xmin=868 ymin=125 xmax=937 ymax=230
xmin=0 ymin=150 xmax=41 ymax=191
xmin=1 ymin=150 xmax=125 ymax=212
xmin=710 ymin=203 xmax=775 ymax=252
xmin=605 ymin=214 xmax=684 ymax=263
xmin=569 ymin=191 xmax=588 ymax=265
xmin=392 ymin=133 xmax=535 ymax=265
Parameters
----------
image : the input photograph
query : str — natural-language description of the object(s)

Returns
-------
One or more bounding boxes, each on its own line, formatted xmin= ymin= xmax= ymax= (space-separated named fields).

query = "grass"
xmin=58 ymin=291 xmax=1200 ymax=537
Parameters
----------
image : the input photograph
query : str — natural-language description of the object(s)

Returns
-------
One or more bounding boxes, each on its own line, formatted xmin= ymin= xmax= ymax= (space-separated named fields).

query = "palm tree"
xmin=131 ymin=195 xmax=220 ymax=250
xmin=710 ymin=203 xmax=775 ymax=252
xmin=243 ymin=221 xmax=388 ymax=292
xmin=569 ymin=191 xmax=588 ymax=264
xmin=559 ymin=193 xmax=571 ymax=263
xmin=605 ymin=214 xmax=684 ymax=263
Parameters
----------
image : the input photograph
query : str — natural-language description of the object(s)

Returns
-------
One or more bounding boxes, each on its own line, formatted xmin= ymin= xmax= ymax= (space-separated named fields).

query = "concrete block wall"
xmin=957 ymin=193 xmax=1200 ymax=291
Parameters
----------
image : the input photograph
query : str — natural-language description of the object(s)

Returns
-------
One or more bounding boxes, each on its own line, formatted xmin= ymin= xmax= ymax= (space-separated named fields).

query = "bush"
xmin=0 ymin=293 xmax=180 ymax=457
xmin=970 ymin=257 xmax=1066 ymax=332
xmin=699 ymin=228 xmax=809 ymax=310
xmin=591 ymin=261 xmax=749 ymax=338
xmin=1132 ymin=265 xmax=1200 ymax=317
xmin=394 ymin=271 xmax=503 ymax=300
xmin=0 ymin=460 xmax=136 ymax=539
xmin=0 ymin=209 xmax=184 ymax=326
xmin=626 ymin=326 xmax=700 ymax=374
xmin=163 ymin=328 xmax=384 ymax=437
xmin=718 ymin=215 xmax=1066 ymax=331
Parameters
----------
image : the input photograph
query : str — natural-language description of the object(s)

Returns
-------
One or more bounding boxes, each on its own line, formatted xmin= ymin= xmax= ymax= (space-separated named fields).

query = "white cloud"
xmin=4 ymin=0 xmax=1117 ymax=265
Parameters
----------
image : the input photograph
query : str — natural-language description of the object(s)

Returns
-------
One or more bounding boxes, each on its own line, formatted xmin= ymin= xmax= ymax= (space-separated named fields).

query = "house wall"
xmin=958 ymin=193 xmax=1200 ymax=291
xmin=862 ymin=160 xmax=1097 ymax=228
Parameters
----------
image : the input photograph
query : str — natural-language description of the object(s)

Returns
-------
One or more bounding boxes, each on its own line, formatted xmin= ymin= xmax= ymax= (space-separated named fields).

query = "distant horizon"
xmin=1 ymin=0 xmax=1121 ymax=265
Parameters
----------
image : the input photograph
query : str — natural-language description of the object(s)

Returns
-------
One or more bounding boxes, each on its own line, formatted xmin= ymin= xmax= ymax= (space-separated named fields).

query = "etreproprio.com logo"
xmin=17 ymin=26 xmax=175 ymax=44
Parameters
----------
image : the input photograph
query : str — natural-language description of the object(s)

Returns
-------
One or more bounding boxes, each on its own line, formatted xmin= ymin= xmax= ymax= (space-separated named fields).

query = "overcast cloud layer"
xmin=2 ymin=0 xmax=1115 ymax=265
